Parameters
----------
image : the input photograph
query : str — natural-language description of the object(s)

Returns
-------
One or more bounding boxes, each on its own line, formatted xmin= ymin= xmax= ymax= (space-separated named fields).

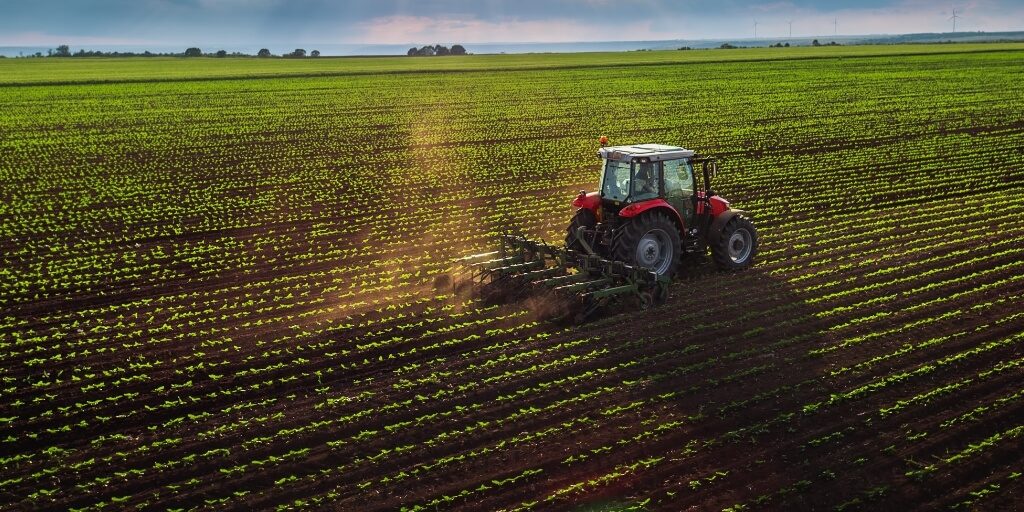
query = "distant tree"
xmin=407 ymin=44 xmax=468 ymax=56
xmin=784 ymin=42 xmax=790 ymax=47
xmin=812 ymin=39 xmax=820 ymax=46
xmin=719 ymin=43 xmax=736 ymax=49
xmin=289 ymin=48 xmax=306 ymax=58
xmin=215 ymin=50 xmax=227 ymax=57
xmin=184 ymin=47 xmax=203 ymax=57
xmin=677 ymin=46 xmax=692 ymax=50
xmin=310 ymin=49 xmax=320 ymax=57
xmin=54 ymin=44 xmax=71 ymax=57
xmin=258 ymin=48 xmax=272 ymax=57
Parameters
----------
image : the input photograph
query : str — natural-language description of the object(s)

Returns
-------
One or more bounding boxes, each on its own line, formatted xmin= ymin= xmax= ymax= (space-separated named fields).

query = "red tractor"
xmin=565 ymin=141 xmax=757 ymax=277
xmin=458 ymin=140 xmax=758 ymax=321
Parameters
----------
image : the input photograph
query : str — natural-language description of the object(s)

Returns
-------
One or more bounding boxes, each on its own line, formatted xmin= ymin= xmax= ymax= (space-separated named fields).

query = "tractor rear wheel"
xmin=565 ymin=208 xmax=597 ymax=252
xmin=612 ymin=211 xmax=681 ymax=278
xmin=713 ymin=215 xmax=758 ymax=270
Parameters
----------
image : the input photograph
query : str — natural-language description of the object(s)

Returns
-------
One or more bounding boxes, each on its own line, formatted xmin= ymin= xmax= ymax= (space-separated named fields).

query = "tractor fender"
xmin=696 ymin=193 xmax=731 ymax=216
xmin=618 ymin=199 xmax=685 ymax=232
xmin=572 ymin=191 xmax=601 ymax=213
xmin=707 ymin=209 xmax=750 ymax=247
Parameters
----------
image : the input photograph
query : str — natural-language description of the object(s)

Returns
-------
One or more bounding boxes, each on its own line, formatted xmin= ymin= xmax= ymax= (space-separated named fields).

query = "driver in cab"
xmin=633 ymin=163 xmax=657 ymax=198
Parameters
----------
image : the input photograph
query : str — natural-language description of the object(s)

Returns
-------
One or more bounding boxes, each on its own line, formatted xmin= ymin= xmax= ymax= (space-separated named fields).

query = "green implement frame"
xmin=455 ymin=234 xmax=670 ymax=323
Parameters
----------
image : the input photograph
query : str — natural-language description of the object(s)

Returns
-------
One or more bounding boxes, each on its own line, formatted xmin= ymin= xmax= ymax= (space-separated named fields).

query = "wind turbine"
xmin=833 ymin=17 xmax=838 ymax=36
xmin=753 ymin=19 xmax=759 ymax=39
xmin=788 ymin=20 xmax=794 ymax=39
xmin=949 ymin=8 xmax=961 ymax=33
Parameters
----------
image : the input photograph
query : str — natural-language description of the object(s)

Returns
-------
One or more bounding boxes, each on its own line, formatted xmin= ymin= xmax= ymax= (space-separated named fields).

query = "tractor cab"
xmin=596 ymin=144 xmax=700 ymax=228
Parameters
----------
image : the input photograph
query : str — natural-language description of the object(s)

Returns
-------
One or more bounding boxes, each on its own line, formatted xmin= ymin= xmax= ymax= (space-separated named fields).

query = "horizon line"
xmin=2 ymin=29 xmax=1022 ymax=48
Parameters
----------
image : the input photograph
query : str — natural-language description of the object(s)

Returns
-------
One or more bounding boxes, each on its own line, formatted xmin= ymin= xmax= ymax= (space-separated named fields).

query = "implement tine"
xmin=455 ymin=250 xmax=501 ymax=264
xmin=462 ymin=230 xmax=671 ymax=321
xmin=554 ymin=278 xmax=612 ymax=294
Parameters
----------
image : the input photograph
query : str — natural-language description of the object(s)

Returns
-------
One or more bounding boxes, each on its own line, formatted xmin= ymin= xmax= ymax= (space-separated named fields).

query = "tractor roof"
xmin=598 ymin=144 xmax=695 ymax=163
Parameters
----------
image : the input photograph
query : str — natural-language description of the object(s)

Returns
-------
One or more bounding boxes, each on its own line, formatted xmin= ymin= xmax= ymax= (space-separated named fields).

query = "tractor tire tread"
xmin=611 ymin=210 xmax=681 ymax=279
xmin=565 ymin=208 xmax=598 ymax=251
xmin=712 ymin=214 xmax=758 ymax=270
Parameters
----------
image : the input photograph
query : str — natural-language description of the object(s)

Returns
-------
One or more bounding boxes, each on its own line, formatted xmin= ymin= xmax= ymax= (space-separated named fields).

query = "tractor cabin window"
xmin=632 ymin=162 xmax=660 ymax=202
xmin=601 ymin=159 xmax=632 ymax=202
xmin=664 ymin=158 xmax=696 ymax=228
xmin=664 ymin=159 xmax=695 ymax=197
xmin=601 ymin=159 xmax=662 ymax=203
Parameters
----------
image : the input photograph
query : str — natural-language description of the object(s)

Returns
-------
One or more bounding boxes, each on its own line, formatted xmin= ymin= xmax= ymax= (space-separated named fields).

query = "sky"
xmin=1 ymin=0 xmax=1022 ymax=46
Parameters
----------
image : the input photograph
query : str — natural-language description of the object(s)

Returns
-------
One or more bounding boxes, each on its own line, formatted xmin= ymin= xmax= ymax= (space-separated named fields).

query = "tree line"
xmin=407 ymin=44 xmax=467 ymax=56
xmin=25 ymin=44 xmax=470 ymax=59
xmin=34 ymin=45 xmax=323 ymax=58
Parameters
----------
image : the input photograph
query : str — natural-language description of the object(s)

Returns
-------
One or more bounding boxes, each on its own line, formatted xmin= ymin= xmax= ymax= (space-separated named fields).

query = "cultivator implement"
xmin=455 ymin=234 xmax=669 ymax=323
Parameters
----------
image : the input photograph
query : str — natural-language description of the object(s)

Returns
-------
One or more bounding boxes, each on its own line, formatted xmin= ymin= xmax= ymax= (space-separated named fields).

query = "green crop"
xmin=1 ymin=43 xmax=1023 ymax=511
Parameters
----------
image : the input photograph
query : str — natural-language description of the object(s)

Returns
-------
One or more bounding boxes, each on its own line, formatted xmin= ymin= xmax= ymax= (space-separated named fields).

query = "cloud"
xmin=0 ymin=32 xmax=157 ymax=46
xmin=0 ymin=0 xmax=1022 ymax=46
xmin=740 ymin=0 xmax=1024 ymax=36
xmin=353 ymin=15 xmax=668 ymax=44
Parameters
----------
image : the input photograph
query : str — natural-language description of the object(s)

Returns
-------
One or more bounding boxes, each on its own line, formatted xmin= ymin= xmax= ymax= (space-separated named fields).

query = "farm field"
xmin=2 ymin=43 xmax=1023 ymax=85
xmin=1 ymin=44 xmax=1023 ymax=511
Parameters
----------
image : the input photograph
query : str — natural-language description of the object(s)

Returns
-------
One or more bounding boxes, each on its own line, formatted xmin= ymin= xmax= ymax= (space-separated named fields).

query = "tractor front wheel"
xmin=713 ymin=215 xmax=758 ymax=270
xmin=613 ymin=211 xmax=681 ymax=278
